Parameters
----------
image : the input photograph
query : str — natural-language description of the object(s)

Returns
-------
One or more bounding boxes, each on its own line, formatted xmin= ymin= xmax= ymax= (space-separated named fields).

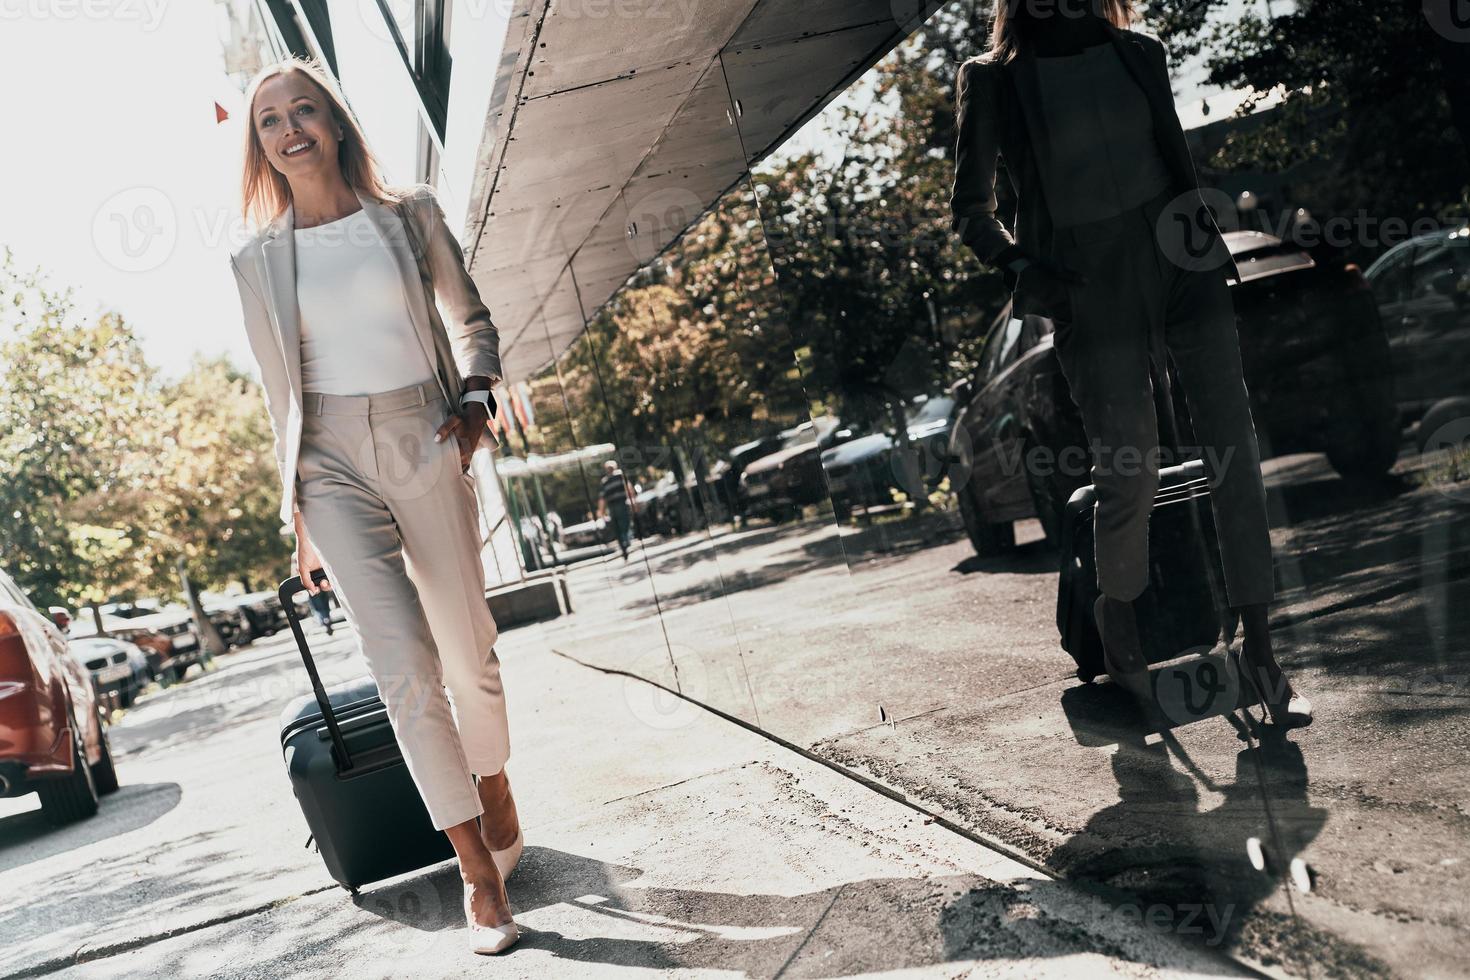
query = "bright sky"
xmin=0 ymin=0 xmax=1272 ymax=386
xmin=0 ymin=3 xmax=257 ymax=383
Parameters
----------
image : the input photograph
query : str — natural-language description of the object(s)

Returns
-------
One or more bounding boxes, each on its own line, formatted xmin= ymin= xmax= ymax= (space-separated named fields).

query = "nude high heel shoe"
xmin=491 ymin=828 xmax=524 ymax=882
xmin=468 ymin=919 xmax=520 ymax=955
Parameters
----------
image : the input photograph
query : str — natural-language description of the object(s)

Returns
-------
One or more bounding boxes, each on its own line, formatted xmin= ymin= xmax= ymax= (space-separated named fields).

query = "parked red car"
xmin=0 ymin=569 xmax=119 ymax=824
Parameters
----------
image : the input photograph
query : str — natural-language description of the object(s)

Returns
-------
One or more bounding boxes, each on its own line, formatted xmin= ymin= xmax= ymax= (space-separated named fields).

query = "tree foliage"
xmin=0 ymin=249 xmax=287 ymax=610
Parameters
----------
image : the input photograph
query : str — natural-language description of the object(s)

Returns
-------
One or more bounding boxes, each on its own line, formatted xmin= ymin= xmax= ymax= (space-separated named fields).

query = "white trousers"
xmin=296 ymin=378 xmax=509 ymax=830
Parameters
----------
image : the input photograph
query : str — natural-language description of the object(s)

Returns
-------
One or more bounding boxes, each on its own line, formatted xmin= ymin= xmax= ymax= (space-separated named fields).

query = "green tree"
xmin=0 ymin=249 xmax=159 ymax=608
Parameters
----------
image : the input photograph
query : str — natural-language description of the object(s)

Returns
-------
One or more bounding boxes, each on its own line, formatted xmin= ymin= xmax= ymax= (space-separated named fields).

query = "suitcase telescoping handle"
xmin=278 ymin=571 xmax=355 ymax=772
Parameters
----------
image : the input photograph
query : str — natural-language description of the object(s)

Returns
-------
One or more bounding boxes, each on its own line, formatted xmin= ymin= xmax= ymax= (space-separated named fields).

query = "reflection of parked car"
xmin=65 ymin=602 xmax=206 ymax=682
xmin=1 ymin=568 xmax=120 ymax=824
xmin=1364 ymin=226 xmax=1470 ymax=445
xmin=823 ymin=397 xmax=957 ymax=518
xmin=70 ymin=637 xmax=150 ymax=709
xmin=635 ymin=474 xmax=697 ymax=537
xmin=951 ymin=230 xmax=1400 ymax=555
xmin=229 ymin=590 xmax=288 ymax=641
xmin=201 ymin=596 xmax=255 ymax=648
xmin=561 ymin=516 xmax=613 ymax=550
xmin=740 ymin=418 xmax=860 ymax=522
xmin=711 ymin=433 xmax=785 ymax=521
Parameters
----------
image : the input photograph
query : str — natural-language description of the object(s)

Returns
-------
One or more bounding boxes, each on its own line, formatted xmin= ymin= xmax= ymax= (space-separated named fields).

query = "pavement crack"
xmin=3 ymin=886 xmax=339 ymax=980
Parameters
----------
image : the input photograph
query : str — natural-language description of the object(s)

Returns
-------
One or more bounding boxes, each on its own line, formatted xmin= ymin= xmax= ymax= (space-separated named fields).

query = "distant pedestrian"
xmin=307 ymin=589 xmax=335 ymax=635
xmin=597 ymin=459 xmax=635 ymax=560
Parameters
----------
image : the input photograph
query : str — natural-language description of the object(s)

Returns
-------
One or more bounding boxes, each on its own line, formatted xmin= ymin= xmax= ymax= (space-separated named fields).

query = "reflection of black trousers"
xmin=608 ymin=502 xmax=633 ymax=556
xmin=1049 ymin=191 xmax=1274 ymax=606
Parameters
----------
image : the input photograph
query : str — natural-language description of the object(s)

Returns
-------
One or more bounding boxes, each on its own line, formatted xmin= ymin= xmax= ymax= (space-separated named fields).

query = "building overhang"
xmin=459 ymin=0 xmax=945 ymax=380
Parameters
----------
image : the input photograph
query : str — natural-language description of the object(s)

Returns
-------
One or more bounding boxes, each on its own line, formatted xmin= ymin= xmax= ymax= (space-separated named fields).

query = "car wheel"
xmin=91 ymin=712 xmax=120 ymax=796
xmin=1415 ymin=397 xmax=1470 ymax=456
xmin=119 ymin=683 xmax=135 ymax=709
xmin=1326 ymin=374 xmax=1400 ymax=479
xmin=169 ymin=664 xmax=189 ymax=683
xmin=958 ymin=482 xmax=1016 ymax=557
xmin=37 ymin=715 xmax=100 ymax=824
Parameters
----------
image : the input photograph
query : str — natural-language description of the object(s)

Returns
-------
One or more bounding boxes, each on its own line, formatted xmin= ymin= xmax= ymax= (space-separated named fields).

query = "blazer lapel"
xmin=259 ymin=205 xmax=302 ymax=408
xmin=1005 ymin=48 xmax=1053 ymax=197
xmin=1104 ymin=24 xmax=1198 ymax=190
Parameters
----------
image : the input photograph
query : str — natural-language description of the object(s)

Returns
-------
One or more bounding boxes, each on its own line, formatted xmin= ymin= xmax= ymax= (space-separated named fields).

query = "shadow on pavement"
xmin=0 ymin=782 xmax=182 ymax=874
xmin=350 ymin=849 xmax=1208 ymax=975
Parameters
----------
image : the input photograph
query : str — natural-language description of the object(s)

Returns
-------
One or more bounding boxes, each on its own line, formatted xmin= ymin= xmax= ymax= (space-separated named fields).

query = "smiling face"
xmin=251 ymin=71 xmax=342 ymax=178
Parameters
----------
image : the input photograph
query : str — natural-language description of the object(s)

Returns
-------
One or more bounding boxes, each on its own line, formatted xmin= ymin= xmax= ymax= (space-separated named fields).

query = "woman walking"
xmin=950 ymin=1 xmax=1311 ymax=727
xmin=230 ymin=56 xmax=524 ymax=953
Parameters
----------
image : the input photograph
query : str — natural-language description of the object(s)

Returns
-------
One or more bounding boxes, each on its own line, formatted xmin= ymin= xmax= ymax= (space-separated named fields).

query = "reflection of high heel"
xmin=491 ymin=828 xmax=524 ymax=882
xmin=1094 ymin=595 xmax=1152 ymax=702
xmin=1232 ymin=648 xmax=1313 ymax=730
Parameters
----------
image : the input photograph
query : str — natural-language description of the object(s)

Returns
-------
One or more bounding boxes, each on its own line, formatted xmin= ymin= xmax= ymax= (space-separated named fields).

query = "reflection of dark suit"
xmin=948 ymin=23 xmax=1271 ymax=605
xmin=949 ymin=23 xmax=1239 ymax=322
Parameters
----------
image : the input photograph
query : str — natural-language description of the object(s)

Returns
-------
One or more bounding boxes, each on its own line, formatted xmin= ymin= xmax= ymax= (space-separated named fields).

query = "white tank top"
xmin=293 ymin=207 xmax=437 ymax=396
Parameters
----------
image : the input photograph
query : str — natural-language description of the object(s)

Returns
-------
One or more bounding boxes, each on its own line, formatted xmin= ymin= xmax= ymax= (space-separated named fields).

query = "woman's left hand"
xmin=435 ymin=402 xmax=491 ymax=472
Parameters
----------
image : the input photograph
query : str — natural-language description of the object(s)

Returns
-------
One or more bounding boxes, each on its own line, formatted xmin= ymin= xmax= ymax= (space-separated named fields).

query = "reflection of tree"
xmin=1197 ymin=0 xmax=1470 ymax=262
xmin=549 ymin=203 xmax=812 ymax=486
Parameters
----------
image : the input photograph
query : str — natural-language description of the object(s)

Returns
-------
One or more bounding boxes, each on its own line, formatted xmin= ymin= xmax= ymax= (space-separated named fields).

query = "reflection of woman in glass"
xmin=230 ymin=58 xmax=522 ymax=952
xmin=950 ymin=1 xmax=1311 ymax=727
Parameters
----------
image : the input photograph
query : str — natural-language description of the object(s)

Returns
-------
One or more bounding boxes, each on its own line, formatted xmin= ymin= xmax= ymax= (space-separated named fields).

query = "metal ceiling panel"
xmin=464 ymin=0 xmax=948 ymax=381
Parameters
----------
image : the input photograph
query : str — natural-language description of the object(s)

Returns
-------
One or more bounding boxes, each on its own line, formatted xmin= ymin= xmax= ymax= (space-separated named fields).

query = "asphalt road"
xmin=0 ymin=609 xmax=1245 ymax=978
xmin=538 ymin=446 xmax=1470 ymax=979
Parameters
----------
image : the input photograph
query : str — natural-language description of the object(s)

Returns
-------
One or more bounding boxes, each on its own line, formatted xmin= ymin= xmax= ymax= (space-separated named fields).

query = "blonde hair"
xmin=988 ymin=0 xmax=1135 ymax=63
xmin=238 ymin=55 xmax=401 ymax=229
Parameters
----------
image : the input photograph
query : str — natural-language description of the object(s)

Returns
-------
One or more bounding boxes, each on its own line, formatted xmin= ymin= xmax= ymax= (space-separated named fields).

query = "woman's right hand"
xmin=292 ymin=510 xmax=331 ymax=595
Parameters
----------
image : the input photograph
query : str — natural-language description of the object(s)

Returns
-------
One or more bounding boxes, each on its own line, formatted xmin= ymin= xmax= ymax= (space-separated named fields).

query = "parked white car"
xmin=71 ymin=637 xmax=151 ymax=709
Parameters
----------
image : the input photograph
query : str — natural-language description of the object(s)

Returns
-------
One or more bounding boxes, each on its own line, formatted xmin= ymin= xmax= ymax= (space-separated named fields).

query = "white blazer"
xmin=230 ymin=184 xmax=502 ymax=525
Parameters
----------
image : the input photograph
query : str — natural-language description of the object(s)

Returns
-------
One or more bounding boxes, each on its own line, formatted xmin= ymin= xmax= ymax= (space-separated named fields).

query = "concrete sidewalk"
xmin=1 ymin=619 xmax=1247 ymax=978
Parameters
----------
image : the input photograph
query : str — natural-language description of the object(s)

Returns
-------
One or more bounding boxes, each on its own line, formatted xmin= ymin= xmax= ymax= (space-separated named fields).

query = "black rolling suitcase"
xmin=277 ymin=571 xmax=454 ymax=892
xmin=1056 ymin=458 xmax=1227 ymax=683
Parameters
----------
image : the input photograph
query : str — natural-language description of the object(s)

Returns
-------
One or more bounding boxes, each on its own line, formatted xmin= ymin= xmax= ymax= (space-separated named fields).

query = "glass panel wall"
xmin=469 ymin=3 xmax=1470 ymax=973
xmin=719 ymin=9 xmax=1325 ymax=970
